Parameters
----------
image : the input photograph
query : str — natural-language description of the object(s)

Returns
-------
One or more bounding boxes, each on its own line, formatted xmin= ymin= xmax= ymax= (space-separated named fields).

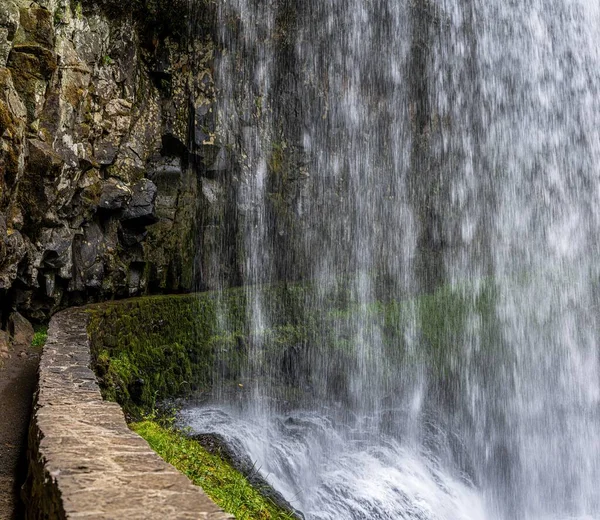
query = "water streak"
xmin=190 ymin=0 xmax=600 ymax=517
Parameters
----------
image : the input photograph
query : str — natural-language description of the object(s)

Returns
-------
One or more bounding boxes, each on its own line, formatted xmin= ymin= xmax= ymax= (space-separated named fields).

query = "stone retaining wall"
xmin=24 ymin=307 xmax=232 ymax=520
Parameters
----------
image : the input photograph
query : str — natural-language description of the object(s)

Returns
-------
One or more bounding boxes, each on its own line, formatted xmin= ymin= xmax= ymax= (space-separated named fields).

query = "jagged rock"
xmin=13 ymin=5 xmax=54 ymax=49
xmin=148 ymin=156 xmax=182 ymax=180
xmin=75 ymin=222 xmax=106 ymax=289
xmin=0 ymin=225 xmax=27 ymax=290
xmin=94 ymin=139 xmax=119 ymax=165
xmin=121 ymin=179 xmax=158 ymax=225
xmin=8 ymin=311 xmax=33 ymax=348
xmin=104 ymin=98 xmax=132 ymax=117
xmin=0 ymin=0 xmax=221 ymax=319
xmin=79 ymin=222 xmax=103 ymax=268
xmin=203 ymin=146 xmax=230 ymax=176
xmin=35 ymin=227 xmax=78 ymax=285
xmin=0 ymin=214 xmax=6 ymax=265
xmin=0 ymin=0 xmax=19 ymax=66
xmin=27 ymin=139 xmax=64 ymax=177
xmin=98 ymin=178 xmax=132 ymax=211
xmin=119 ymin=225 xmax=148 ymax=247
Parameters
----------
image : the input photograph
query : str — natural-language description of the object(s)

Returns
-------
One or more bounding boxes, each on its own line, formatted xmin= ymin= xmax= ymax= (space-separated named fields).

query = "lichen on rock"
xmin=0 ymin=0 xmax=222 ymax=325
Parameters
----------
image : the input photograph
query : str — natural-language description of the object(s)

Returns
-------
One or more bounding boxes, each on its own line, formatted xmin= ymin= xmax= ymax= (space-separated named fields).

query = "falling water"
xmin=185 ymin=0 xmax=600 ymax=518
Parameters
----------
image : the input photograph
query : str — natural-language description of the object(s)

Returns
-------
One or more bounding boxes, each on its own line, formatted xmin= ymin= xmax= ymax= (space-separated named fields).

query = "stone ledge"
xmin=24 ymin=307 xmax=233 ymax=520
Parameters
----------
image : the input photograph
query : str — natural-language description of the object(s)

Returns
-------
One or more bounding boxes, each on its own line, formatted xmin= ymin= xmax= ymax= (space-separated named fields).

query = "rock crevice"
xmin=0 ymin=0 xmax=221 ymax=323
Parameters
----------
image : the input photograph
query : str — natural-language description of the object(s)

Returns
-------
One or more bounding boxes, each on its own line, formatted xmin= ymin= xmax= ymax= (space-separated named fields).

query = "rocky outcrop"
xmin=0 ymin=310 xmax=34 ymax=362
xmin=0 ymin=0 xmax=222 ymax=323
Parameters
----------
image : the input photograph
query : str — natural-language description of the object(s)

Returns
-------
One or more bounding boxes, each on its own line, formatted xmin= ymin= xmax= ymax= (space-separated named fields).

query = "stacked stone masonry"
xmin=25 ymin=307 xmax=232 ymax=520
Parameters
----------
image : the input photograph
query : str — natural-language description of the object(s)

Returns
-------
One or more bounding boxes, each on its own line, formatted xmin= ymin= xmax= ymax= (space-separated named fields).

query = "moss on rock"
xmin=87 ymin=280 xmax=500 ymax=418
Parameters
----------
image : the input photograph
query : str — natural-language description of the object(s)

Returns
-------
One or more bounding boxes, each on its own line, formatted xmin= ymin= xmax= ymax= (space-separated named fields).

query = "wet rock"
xmin=205 ymin=146 xmax=231 ymax=176
xmin=8 ymin=311 xmax=33 ymax=348
xmin=13 ymin=5 xmax=54 ymax=49
xmin=0 ymin=226 xmax=27 ymax=290
xmin=148 ymin=156 xmax=182 ymax=184
xmin=27 ymin=139 xmax=64 ymax=178
xmin=191 ymin=433 xmax=304 ymax=520
xmin=119 ymin=225 xmax=148 ymax=247
xmin=99 ymin=179 xmax=132 ymax=211
xmin=44 ymin=271 xmax=56 ymax=297
xmin=104 ymin=98 xmax=132 ymax=118
xmin=37 ymin=227 xmax=75 ymax=280
xmin=0 ymin=214 xmax=6 ymax=265
xmin=79 ymin=222 xmax=103 ymax=268
xmin=0 ymin=0 xmax=221 ymax=318
xmin=121 ymin=179 xmax=158 ymax=225
xmin=0 ymin=0 xmax=19 ymax=66
xmin=94 ymin=138 xmax=120 ymax=165
xmin=7 ymin=46 xmax=57 ymax=121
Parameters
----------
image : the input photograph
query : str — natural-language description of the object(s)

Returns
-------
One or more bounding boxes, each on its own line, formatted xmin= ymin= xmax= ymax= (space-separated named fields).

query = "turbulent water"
xmin=186 ymin=0 xmax=600 ymax=518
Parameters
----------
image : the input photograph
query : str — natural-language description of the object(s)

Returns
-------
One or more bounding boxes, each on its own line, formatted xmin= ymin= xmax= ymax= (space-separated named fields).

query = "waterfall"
xmin=185 ymin=1 xmax=600 ymax=518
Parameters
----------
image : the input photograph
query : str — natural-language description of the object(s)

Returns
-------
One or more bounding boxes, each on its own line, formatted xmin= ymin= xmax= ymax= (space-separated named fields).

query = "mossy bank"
xmin=87 ymin=281 xmax=501 ymax=418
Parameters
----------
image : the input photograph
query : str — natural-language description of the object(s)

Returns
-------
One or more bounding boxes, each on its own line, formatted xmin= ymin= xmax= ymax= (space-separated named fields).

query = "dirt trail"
xmin=0 ymin=342 xmax=40 ymax=520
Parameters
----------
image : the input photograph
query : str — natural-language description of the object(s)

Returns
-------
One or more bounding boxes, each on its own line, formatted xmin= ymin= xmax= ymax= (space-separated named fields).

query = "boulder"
xmin=8 ymin=311 xmax=33 ymax=348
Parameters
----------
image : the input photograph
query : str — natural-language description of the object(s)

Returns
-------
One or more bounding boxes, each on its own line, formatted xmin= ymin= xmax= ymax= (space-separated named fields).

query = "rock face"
xmin=0 ymin=0 xmax=221 ymax=322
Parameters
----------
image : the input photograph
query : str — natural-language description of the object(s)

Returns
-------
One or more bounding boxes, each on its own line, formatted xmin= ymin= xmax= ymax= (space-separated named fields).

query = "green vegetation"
xmin=87 ymin=280 xmax=502 ymax=421
xmin=88 ymin=282 xmax=502 ymax=517
xmin=53 ymin=8 xmax=66 ymax=26
xmin=87 ymin=294 xmax=213 ymax=417
xmin=131 ymin=421 xmax=296 ymax=520
xmin=31 ymin=326 xmax=48 ymax=348
xmin=86 ymin=286 xmax=335 ymax=417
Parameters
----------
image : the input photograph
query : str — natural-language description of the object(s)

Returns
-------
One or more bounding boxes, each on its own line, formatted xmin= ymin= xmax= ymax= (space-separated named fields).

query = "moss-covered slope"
xmin=87 ymin=280 xmax=500 ymax=418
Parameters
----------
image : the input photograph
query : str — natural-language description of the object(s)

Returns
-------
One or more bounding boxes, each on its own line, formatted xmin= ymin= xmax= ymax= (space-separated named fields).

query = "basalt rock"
xmin=8 ymin=311 xmax=34 ymax=348
xmin=0 ymin=0 xmax=316 ymax=324
xmin=0 ymin=0 xmax=221 ymax=322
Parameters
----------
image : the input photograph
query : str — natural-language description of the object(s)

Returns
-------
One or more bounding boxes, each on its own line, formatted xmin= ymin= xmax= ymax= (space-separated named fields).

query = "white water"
xmin=180 ymin=406 xmax=487 ymax=520
xmin=191 ymin=0 xmax=600 ymax=518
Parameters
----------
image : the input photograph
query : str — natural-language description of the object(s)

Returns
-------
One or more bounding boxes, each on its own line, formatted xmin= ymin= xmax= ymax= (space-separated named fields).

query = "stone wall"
xmin=25 ymin=305 xmax=232 ymax=519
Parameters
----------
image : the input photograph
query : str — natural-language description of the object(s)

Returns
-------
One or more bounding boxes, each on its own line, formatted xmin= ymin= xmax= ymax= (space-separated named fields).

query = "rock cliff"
xmin=0 ymin=0 xmax=220 ymax=322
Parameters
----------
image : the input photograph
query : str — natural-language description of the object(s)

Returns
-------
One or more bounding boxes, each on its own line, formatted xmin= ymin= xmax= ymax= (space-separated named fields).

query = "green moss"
xmin=87 ymin=279 xmax=500 ymax=417
xmin=131 ymin=421 xmax=296 ymax=520
xmin=31 ymin=326 xmax=48 ymax=348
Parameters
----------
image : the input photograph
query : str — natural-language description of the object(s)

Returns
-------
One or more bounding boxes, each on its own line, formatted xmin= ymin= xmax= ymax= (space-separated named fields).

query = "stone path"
xmin=28 ymin=308 xmax=233 ymax=519
xmin=0 ymin=339 xmax=40 ymax=520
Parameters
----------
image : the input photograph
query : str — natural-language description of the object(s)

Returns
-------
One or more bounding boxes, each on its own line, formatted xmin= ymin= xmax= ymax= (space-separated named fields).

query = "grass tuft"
xmin=31 ymin=326 xmax=48 ymax=348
